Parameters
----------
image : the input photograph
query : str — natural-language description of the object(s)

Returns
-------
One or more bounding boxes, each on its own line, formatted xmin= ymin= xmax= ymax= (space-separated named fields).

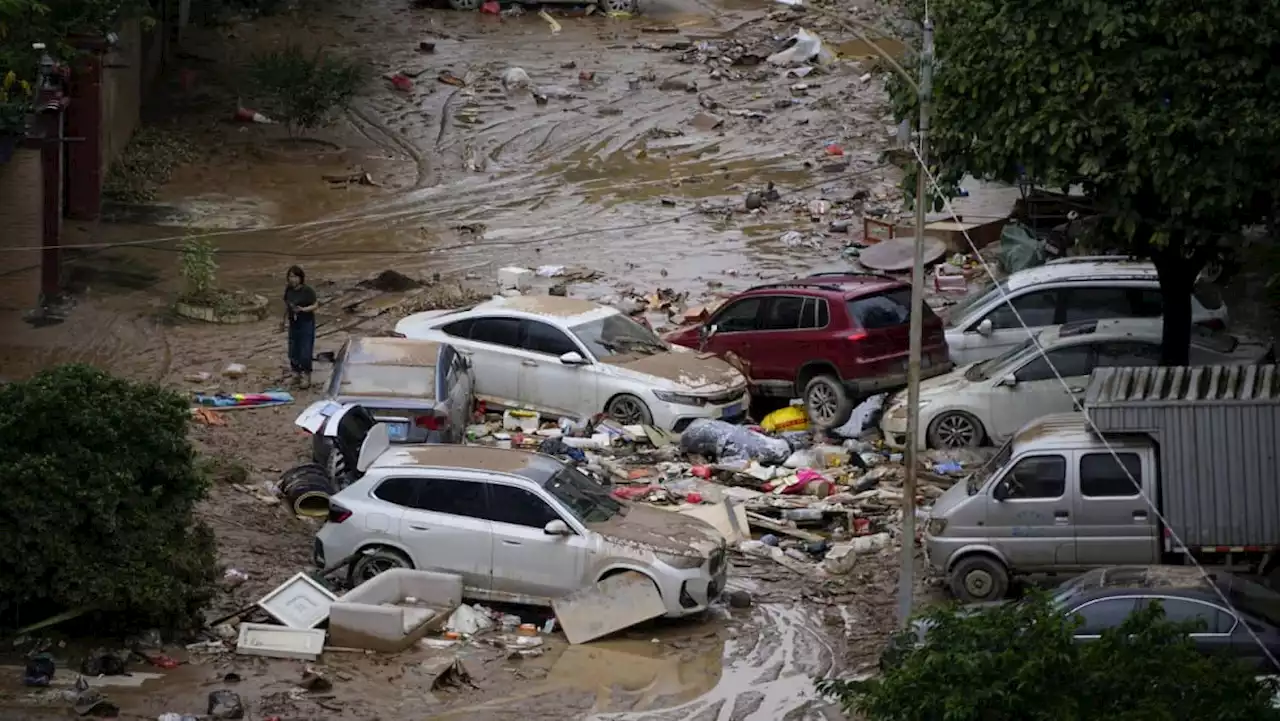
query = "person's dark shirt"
xmin=284 ymin=284 xmax=317 ymax=322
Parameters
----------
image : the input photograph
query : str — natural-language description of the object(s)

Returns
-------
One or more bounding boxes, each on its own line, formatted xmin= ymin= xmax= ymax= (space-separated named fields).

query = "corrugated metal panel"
xmin=1082 ymin=365 xmax=1280 ymax=547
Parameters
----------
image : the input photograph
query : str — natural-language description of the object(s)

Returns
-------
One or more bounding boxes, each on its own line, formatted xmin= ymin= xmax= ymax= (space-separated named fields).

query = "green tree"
xmin=888 ymin=0 xmax=1280 ymax=364
xmin=821 ymin=593 xmax=1280 ymax=721
xmin=0 ymin=364 xmax=217 ymax=632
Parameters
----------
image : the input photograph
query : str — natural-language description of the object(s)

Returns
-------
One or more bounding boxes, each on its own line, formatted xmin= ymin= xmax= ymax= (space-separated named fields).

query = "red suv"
xmin=665 ymin=273 xmax=953 ymax=428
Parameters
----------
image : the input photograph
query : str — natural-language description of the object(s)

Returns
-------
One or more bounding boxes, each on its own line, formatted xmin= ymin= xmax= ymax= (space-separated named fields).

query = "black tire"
xmin=598 ymin=0 xmax=637 ymax=11
xmin=949 ymin=555 xmax=1009 ymax=603
xmin=279 ymin=464 xmax=337 ymax=518
xmin=348 ymin=547 xmax=413 ymax=587
xmin=311 ymin=434 xmax=334 ymax=466
xmin=926 ymin=411 xmax=986 ymax=449
xmin=803 ymin=374 xmax=853 ymax=430
xmin=448 ymin=0 xmax=480 ymax=9
xmin=605 ymin=394 xmax=653 ymax=426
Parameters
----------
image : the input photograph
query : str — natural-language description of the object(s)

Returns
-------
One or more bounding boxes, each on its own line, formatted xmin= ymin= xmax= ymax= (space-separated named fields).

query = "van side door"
xmin=1072 ymin=449 xmax=1159 ymax=565
xmin=985 ymin=453 xmax=1076 ymax=568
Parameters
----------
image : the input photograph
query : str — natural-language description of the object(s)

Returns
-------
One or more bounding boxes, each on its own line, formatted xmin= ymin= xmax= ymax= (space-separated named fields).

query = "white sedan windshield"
xmin=571 ymin=313 xmax=667 ymax=358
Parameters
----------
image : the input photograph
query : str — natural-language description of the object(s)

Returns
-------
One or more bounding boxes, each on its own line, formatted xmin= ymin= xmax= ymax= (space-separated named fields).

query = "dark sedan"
xmin=887 ymin=566 xmax=1280 ymax=673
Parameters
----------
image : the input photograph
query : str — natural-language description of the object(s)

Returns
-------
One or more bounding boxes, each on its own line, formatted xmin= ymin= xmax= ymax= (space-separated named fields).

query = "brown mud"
xmin=0 ymin=0 xmax=917 ymax=717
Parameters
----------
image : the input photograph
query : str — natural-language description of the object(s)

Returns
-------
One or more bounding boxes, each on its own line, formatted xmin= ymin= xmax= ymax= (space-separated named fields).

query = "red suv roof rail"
xmin=805 ymin=271 xmax=905 ymax=285
xmin=747 ymin=281 xmax=845 ymax=292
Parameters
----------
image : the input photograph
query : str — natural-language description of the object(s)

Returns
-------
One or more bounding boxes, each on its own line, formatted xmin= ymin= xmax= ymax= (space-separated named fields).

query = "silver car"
xmin=314 ymin=443 xmax=729 ymax=617
xmin=299 ymin=336 xmax=475 ymax=474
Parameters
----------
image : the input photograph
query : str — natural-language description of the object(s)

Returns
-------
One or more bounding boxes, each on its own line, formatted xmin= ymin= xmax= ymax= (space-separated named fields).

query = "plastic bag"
xmin=760 ymin=405 xmax=809 ymax=433
xmin=767 ymin=29 xmax=835 ymax=67
xmin=832 ymin=393 xmax=886 ymax=438
xmin=998 ymin=221 xmax=1048 ymax=274
xmin=679 ymin=419 xmax=792 ymax=465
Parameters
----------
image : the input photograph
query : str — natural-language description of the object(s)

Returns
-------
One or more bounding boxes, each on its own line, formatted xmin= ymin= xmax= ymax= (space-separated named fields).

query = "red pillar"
xmin=64 ymin=49 xmax=103 ymax=221
xmin=38 ymin=93 xmax=68 ymax=301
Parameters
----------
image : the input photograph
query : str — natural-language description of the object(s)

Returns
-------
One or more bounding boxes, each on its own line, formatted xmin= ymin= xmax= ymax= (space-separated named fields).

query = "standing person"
xmin=282 ymin=265 xmax=318 ymax=388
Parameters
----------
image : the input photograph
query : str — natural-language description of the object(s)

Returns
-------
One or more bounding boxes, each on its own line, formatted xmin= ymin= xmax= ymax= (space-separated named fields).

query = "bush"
xmin=820 ymin=592 xmax=1280 ymax=721
xmin=248 ymin=45 xmax=365 ymax=136
xmin=0 ymin=364 xmax=217 ymax=632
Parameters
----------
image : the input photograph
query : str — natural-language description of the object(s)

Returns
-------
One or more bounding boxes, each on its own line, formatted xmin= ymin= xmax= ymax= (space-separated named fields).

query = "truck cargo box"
xmin=1085 ymin=365 xmax=1280 ymax=548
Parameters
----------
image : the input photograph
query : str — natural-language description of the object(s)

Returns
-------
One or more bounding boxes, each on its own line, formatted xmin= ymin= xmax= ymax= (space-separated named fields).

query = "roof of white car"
xmin=475 ymin=295 xmax=613 ymax=323
xmin=1038 ymin=318 xmax=1164 ymax=345
xmin=1006 ymin=256 xmax=1158 ymax=292
xmin=371 ymin=444 xmax=563 ymax=483
xmin=345 ymin=337 xmax=441 ymax=367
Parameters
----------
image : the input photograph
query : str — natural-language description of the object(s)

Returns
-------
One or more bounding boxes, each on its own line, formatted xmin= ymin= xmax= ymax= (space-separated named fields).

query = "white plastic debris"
xmin=501 ymin=67 xmax=531 ymax=91
xmin=767 ymin=29 xmax=835 ymax=67
xmin=445 ymin=604 xmax=494 ymax=636
xmin=498 ymin=266 xmax=533 ymax=291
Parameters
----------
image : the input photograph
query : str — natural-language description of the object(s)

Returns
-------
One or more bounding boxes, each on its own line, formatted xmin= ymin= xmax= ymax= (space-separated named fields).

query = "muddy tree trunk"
xmin=1153 ymin=249 xmax=1198 ymax=367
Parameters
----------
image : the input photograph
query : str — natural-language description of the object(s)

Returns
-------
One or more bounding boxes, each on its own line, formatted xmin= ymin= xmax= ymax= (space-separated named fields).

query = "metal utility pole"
xmin=897 ymin=18 xmax=934 ymax=627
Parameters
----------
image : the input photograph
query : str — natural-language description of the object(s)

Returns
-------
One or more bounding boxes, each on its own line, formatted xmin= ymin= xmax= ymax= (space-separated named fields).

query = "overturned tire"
xmin=279 ymin=463 xmax=337 ymax=518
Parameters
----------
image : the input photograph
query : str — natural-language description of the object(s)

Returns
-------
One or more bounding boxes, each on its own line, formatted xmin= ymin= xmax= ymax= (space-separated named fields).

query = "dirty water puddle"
xmin=431 ymin=602 xmax=839 ymax=721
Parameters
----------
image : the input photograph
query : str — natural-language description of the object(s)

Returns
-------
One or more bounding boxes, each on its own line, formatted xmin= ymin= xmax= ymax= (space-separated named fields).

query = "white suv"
xmin=945 ymin=256 xmax=1229 ymax=365
xmin=314 ymin=433 xmax=729 ymax=617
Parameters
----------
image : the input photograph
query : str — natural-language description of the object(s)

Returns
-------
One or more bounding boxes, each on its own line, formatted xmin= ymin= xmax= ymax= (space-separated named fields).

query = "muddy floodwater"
xmin=0 ymin=0 xmax=915 ymax=717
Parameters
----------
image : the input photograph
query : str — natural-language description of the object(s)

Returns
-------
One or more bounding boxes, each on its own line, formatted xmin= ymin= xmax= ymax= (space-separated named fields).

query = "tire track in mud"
xmin=346 ymin=103 xmax=433 ymax=189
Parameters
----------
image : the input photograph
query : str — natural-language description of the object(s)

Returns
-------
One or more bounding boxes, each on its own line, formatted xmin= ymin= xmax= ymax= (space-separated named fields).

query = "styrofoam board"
xmin=257 ymin=572 xmax=339 ymax=629
xmin=236 ymin=622 xmax=326 ymax=660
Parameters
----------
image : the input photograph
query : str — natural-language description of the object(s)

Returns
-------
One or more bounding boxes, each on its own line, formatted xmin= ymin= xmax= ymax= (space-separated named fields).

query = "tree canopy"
xmin=0 ymin=364 xmax=217 ymax=632
xmin=889 ymin=0 xmax=1280 ymax=364
xmin=820 ymin=592 xmax=1280 ymax=721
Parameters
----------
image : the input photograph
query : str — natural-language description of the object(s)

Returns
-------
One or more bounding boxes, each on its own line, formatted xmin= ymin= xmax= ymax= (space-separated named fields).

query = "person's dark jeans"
xmin=288 ymin=315 xmax=316 ymax=374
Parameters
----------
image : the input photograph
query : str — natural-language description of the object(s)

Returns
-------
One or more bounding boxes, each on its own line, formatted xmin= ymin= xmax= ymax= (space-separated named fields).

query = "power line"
xmin=907 ymin=141 xmax=1280 ymax=673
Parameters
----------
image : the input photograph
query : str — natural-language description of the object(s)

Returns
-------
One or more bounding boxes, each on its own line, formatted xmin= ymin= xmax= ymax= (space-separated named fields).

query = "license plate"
xmin=721 ymin=403 xmax=742 ymax=419
xmin=385 ymin=422 xmax=409 ymax=441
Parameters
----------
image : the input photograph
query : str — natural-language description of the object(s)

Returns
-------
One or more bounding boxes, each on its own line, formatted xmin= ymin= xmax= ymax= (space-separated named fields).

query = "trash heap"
xmin=464 ymin=398 xmax=992 ymax=579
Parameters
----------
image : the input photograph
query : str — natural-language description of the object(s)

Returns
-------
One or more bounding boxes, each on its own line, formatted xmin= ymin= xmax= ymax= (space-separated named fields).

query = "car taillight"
xmin=847 ymin=329 xmax=869 ymax=341
xmin=415 ymin=414 xmax=444 ymax=431
xmin=1197 ymin=318 xmax=1226 ymax=331
xmin=328 ymin=502 xmax=352 ymax=524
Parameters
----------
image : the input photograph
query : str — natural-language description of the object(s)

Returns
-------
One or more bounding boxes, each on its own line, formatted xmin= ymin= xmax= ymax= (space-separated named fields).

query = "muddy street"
xmin=0 ymin=0 xmax=921 ymax=718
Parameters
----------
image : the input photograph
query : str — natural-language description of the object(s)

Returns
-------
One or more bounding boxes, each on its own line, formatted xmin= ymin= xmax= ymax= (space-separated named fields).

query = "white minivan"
xmin=945 ymin=256 xmax=1230 ymax=365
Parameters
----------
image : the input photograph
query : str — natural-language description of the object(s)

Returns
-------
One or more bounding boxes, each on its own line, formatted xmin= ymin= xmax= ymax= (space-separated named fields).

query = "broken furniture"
xmin=257 ymin=571 xmax=338 ymax=629
xmin=327 ymin=569 xmax=463 ymax=652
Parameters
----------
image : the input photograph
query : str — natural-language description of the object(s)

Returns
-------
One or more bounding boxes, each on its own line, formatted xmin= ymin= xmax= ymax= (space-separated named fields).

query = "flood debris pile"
xmin=461 ymin=399 xmax=989 ymax=582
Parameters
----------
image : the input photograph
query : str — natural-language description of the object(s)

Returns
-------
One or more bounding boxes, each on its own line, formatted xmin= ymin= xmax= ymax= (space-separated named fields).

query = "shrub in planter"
xmin=0 ymin=364 xmax=218 ymax=632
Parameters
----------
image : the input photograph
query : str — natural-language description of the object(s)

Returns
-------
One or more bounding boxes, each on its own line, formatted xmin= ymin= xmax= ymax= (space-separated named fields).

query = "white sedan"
xmin=395 ymin=295 xmax=750 ymax=432
xmin=882 ymin=318 xmax=1274 ymax=450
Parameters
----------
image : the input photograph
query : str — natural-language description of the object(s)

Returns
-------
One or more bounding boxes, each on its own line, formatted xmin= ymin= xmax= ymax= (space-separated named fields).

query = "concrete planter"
xmin=175 ymin=292 xmax=269 ymax=324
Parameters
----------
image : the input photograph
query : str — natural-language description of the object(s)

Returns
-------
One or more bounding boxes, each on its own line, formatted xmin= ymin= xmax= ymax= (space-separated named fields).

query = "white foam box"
xmin=498 ymin=266 xmax=534 ymax=291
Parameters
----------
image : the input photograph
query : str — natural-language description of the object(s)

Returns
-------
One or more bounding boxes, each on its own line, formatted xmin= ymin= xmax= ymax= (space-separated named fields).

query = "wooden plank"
xmin=552 ymin=571 xmax=667 ymax=645
xmin=745 ymin=511 xmax=825 ymax=543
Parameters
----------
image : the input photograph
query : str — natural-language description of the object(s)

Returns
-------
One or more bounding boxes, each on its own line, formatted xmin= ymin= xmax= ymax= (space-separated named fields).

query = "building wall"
xmin=100 ymin=19 xmax=144 ymax=175
xmin=0 ymin=147 xmax=44 ymax=309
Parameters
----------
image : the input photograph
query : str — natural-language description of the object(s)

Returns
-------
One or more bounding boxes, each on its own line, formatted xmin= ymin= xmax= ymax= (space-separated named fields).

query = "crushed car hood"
xmin=601 ymin=350 xmax=743 ymax=391
xmin=588 ymin=503 xmax=725 ymax=557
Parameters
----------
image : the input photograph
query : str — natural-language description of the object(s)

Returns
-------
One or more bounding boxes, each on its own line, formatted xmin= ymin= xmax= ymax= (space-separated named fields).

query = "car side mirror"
xmin=544 ymin=519 xmax=570 ymax=536
xmin=558 ymin=351 xmax=587 ymax=366
xmin=991 ymin=482 xmax=1009 ymax=501
xmin=975 ymin=318 xmax=994 ymax=337
xmin=996 ymin=374 xmax=1018 ymax=388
